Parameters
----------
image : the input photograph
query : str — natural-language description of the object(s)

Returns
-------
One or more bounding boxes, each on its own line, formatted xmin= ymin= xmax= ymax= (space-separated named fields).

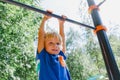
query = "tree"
xmin=0 ymin=0 xmax=41 ymax=79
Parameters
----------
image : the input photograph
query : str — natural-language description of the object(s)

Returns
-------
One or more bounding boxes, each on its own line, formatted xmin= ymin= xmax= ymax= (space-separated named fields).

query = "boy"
xmin=36 ymin=13 xmax=71 ymax=80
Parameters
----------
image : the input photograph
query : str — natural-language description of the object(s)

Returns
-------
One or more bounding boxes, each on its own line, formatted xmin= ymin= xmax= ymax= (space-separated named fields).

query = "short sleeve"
xmin=59 ymin=51 xmax=66 ymax=60
xmin=36 ymin=49 xmax=46 ymax=60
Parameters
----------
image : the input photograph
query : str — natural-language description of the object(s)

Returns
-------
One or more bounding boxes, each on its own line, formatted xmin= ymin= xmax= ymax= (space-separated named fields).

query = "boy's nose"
xmin=53 ymin=44 xmax=58 ymax=47
xmin=53 ymin=44 xmax=60 ymax=48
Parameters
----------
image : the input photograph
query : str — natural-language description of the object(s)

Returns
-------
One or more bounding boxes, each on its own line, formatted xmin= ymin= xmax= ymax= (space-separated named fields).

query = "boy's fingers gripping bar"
xmin=60 ymin=15 xmax=67 ymax=20
xmin=46 ymin=10 xmax=53 ymax=15
xmin=46 ymin=10 xmax=53 ymax=14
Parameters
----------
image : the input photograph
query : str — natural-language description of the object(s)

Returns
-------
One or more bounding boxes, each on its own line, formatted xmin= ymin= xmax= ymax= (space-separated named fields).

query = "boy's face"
xmin=45 ymin=37 xmax=62 ymax=55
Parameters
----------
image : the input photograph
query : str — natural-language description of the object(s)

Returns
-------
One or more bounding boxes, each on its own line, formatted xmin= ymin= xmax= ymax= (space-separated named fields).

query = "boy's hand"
xmin=59 ymin=15 xmax=67 ymax=24
xmin=43 ymin=10 xmax=52 ymax=21
xmin=43 ymin=15 xmax=51 ymax=21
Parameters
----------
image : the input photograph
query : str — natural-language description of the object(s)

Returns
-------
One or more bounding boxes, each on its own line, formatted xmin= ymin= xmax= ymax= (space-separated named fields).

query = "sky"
xmin=39 ymin=0 xmax=120 ymax=32
xmin=99 ymin=0 xmax=120 ymax=24
xmin=39 ymin=0 xmax=82 ymax=32
xmin=40 ymin=0 xmax=80 ymax=19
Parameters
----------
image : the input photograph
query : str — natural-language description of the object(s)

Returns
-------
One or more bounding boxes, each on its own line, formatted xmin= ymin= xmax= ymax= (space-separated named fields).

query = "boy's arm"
xmin=59 ymin=15 xmax=66 ymax=53
xmin=37 ymin=15 xmax=51 ymax=53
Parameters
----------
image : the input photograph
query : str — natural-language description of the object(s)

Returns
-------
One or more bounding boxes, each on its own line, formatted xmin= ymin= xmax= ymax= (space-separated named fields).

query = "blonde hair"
xmin=44 ymin=32 xmax=62 ymax=43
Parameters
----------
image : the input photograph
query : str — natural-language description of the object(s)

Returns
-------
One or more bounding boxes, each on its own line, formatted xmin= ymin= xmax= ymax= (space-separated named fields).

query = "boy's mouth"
xmin=52 ymin=49 xmax=58 ymax=52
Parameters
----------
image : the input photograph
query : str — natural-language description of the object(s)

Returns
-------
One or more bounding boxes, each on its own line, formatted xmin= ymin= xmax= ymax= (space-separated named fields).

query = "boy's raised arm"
xmin=37 ymin=15 xmax=51 ymax=53
xmin=59 ymin=15 xmax=67 ymax=53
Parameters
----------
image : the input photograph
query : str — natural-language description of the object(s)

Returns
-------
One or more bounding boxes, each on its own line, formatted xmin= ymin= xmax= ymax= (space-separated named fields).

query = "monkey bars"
xmin=1 ymin=0 xmax=95 ymax=29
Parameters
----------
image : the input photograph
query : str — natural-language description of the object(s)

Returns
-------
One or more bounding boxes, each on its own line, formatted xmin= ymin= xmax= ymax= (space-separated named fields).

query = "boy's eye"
xmin=49 ymin=42 xmax=54 ymax=45
xmin=56 ymin=43 xmax=60 ymax=45
xmin=48 ymin=42 xmax=60 ymax=46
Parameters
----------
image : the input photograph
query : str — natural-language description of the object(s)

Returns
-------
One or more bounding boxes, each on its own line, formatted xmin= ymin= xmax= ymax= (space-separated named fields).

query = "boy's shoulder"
xmin=59 ymin=51 xmax=66 ymax=60
xmin=36 ymin=48 xmax=46 ymax=59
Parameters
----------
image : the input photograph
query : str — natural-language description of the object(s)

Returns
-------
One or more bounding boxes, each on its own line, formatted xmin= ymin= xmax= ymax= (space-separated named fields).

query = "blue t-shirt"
xmin=36 ymin=49 xmax=71 ymax=80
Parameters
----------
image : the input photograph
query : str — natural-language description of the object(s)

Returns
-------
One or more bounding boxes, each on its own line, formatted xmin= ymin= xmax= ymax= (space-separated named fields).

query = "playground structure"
xmin=1 ymin=0 xmax=120 ymax=80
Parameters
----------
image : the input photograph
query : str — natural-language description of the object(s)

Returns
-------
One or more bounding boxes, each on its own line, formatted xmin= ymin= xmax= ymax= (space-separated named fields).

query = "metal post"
xmin=87 ymin=0 xmax=120 ymax=80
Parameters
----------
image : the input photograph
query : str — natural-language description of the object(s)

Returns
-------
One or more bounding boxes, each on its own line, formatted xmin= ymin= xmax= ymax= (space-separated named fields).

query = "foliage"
xmin=108 ymin=34 xmax=120 ymax=69
xmin=66 ymin=27 xmax=107 ymax=80
xmin=67 ymin=49 xmax=85 ymax=80
xmin=65 ymin=28 xmax=85 ymax=80
xmin=0 ymin=0 xmax=41 ymax=80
